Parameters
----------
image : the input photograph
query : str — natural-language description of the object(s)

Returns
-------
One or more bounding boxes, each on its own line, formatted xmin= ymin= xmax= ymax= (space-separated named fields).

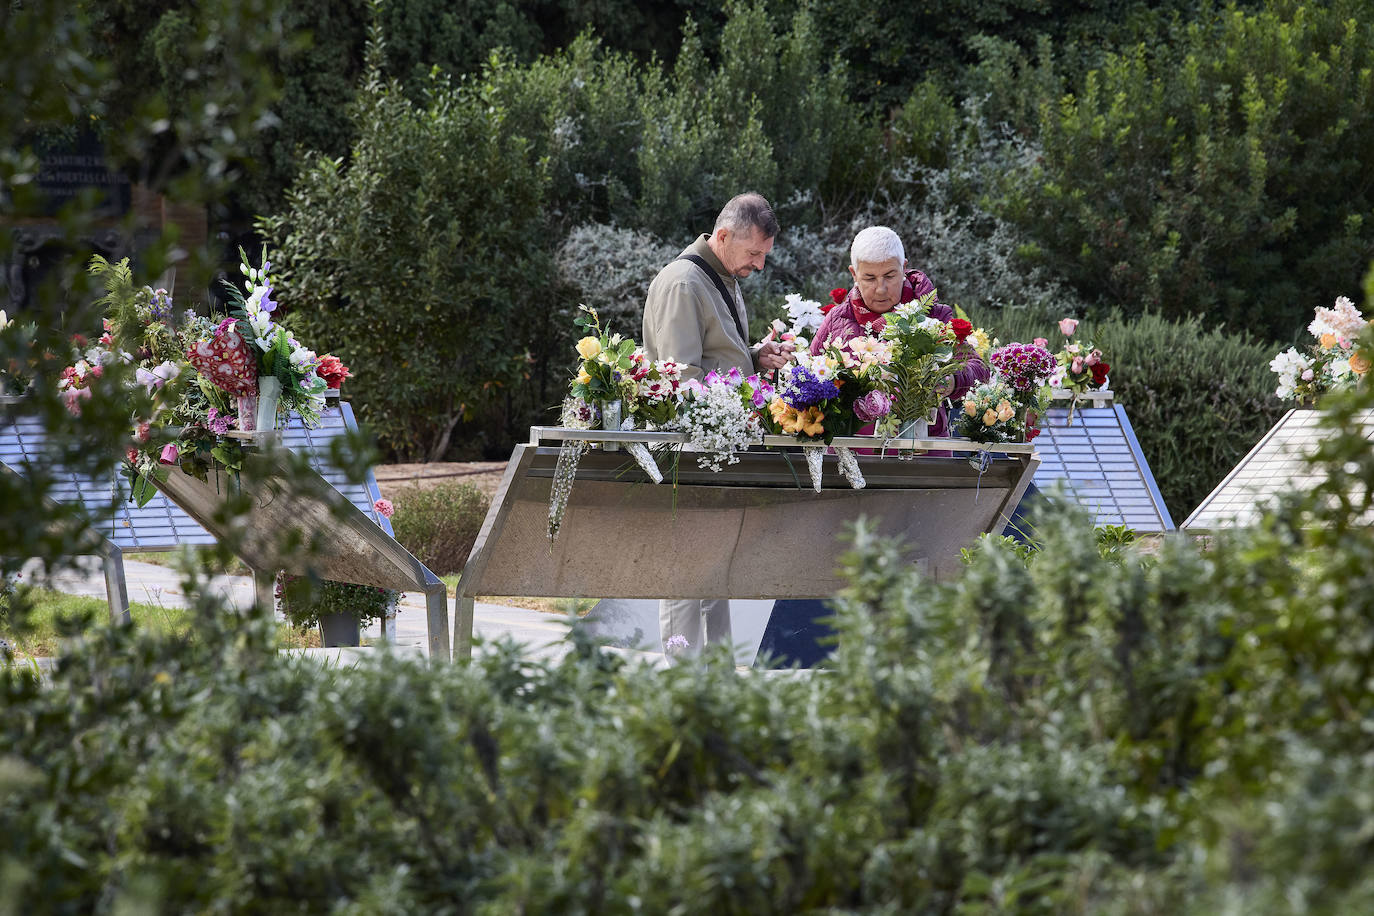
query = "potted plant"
xmin=274 ymin=573 xmax=402 ymax=648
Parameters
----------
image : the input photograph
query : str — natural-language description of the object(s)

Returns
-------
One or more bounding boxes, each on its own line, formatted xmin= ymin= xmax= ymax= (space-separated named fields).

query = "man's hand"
xmin=756 ymin=339 xmax=795 ymax=371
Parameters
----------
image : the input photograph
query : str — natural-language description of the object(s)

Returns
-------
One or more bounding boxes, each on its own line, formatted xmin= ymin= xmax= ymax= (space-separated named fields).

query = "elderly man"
xmin=643 ymin=192 xmax=793 ymax=657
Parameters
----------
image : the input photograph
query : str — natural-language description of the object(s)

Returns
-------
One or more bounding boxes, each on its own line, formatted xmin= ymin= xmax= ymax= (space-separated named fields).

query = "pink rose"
xmin=159 ymin=443 xmax=180 ymax=465
xmin=1071 ymin=356 xmax=1084 ymax=374
xmin=1084 ymin=353 xmax=1099 ymax=367
xmin=373 ymin=498 xmax=394 ymax=519
xmin=1059 ymin=318 xmax=1079 ymax=336
xmin=1033 ymin=337 xmax=1048 ymax=348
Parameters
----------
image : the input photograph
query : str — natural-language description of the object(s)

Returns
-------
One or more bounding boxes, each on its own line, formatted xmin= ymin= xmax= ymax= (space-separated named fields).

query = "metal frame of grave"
xmin=1182 ymin=408 xmax=1374 ymax=532
xmin=151 ymin=440 xmax=451 ymax=659
xmin=1030 ymin=389 xmax=1174 ymax=533
xmin=1 ymin=396 xmax=441 ymax=654
xmin=453 ymin=428 xmax=1040 ymax=659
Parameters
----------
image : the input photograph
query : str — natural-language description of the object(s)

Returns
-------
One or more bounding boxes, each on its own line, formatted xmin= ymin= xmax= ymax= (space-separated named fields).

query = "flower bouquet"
xmin=1270 ymin=296 xmax=1369 ymax=402
xmin=875 ymin=291 xmax=970 ymax=438
xmin=201 ymin=247 xmax=330 ymax=433
xmin=1042 ymin=317 xmax=1109 ymax=423
xmin=624 ymin=348 xmax=684 ymax=430
xmin=568 ymin=304 xmax=637 ymax=428
xmin=82 ymin=253 xmax=350 ymax=507
xmin=987 ymin=342 xmax=1056 ymax=442
xmin=955 ymin=379 xmax=1029 ymax=443
xmin=677 ymin=367 xmax=768 ymax=472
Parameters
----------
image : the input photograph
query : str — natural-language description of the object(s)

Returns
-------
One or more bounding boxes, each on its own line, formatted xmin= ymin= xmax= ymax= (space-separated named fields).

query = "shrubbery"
xmin=5 ymin=387 xmax=1374 ymax=911
xmin=388 ymin=481 xmax=491 ymax=575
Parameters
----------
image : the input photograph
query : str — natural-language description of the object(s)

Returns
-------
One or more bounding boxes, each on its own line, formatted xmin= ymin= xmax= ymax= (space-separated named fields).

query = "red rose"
xmin=1026 ymin=426 xmax=1041 ymax=441
xmin=830 ymin=288 xmax=847 ymax=304
xmin=950 ymin=318 xmax=973 ymax=342
xmin=1090 ymin=362 xmax=1110 ymax=386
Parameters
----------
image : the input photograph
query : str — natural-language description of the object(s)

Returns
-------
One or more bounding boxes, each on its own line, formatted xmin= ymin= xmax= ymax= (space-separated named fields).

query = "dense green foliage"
xmin=993 ymin=0 xmax=1374 ymax=338
xmin=6 ymin=387 xmax=1374 ymax=911
xmin=262 ymin=32 xmax=549 ymax=461
xmin=388 ymin=481 xmax=492 ymax=575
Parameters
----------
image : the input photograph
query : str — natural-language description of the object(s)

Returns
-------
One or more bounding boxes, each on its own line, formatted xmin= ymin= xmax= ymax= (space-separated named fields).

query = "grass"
xmin=1 ymin=587 xmax=326 ymax=657
xmin=436 ymin=573 xmax=598 ymax=616
xmin=130 ymin=549 xmax=251 ymax=576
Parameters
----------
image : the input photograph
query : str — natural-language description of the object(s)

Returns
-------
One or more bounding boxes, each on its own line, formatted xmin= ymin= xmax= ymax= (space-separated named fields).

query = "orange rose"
xmin=1321 ymin=332 xmax=1339 ymax=350
xmin=1351 ymin=351 xmax=1371 ymax=376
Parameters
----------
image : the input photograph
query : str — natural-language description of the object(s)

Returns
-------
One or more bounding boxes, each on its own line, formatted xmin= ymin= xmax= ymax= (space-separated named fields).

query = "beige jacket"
xmin=642 ymin=234 xmax=758 ymax=382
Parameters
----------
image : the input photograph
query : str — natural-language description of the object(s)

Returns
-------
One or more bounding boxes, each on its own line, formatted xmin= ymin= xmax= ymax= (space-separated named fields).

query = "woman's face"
xmin=849 ymin=257 xmax=905 ymax=313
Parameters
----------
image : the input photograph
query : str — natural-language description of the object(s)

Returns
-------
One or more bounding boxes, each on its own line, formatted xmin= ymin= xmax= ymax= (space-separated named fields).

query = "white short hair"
xmin=850 ymin=226 xmax=904 ymax=268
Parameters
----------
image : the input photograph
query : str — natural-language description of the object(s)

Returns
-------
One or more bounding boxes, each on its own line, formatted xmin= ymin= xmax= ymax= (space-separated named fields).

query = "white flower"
xmin=782 ymin=293 xmax=824 ymax=336
xmin=1309 ymin=295 xmax=1365 ymax=340
xmin=0 ymin=309 xmax=9 ymax=329
xmin=289 ymin=345 xmax=318 ymax=370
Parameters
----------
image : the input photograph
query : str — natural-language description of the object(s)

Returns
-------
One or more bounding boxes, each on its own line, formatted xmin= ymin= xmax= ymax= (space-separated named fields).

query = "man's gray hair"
xmin=714 ymin=192 xmax=779 ymax=239
xmin=850 ymin=226 xmax=905 ymax=267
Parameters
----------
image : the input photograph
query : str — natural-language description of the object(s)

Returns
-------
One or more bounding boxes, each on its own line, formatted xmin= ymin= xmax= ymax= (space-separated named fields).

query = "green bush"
xmin=274 ymin=574 xmax=398 ymax=629
xmin=9 ymin=393 xmax=1374 ymax=911
xmin=992 ymin=0 xmax=1374 ymax=338
xmin=388 ymin=481 xmax=491 ymax=575
xmin=262 ymin=30 xmax=549 ymax=462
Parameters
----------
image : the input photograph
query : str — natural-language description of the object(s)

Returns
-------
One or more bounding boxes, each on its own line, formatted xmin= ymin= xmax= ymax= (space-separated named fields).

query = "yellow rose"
xmin=576 ymin=336 xmax=601 ymax=360
xmin=577 ymin=368 xmax=592 ymax=385
xmin=996 ymin=400 xmax=1015 ymax=422
xmin=982 ymin=408 xmax=998 ymax=426
xmin=1351 ymin=350 xmax=1371 ymax=376
xmin=964 ymin=400 xmax=978 ymax=416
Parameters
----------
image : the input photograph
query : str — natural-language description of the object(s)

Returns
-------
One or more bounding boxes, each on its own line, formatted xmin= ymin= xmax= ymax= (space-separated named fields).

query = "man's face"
xmin=715 ymin=227 xmax=774 ymax=279
xmin=849 ymin=257 xmax=905 ymax=313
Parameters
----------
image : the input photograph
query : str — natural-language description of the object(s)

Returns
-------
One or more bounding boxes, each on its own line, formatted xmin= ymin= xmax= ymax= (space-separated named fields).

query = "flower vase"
xmin=255 ymin=376 xmax=283 ymax=432
xmin=898 ymin=417 xmax=929 ymax=440
xmin=318 ymin=611 xmax=360 ymax=648
xmin=600 ymin=399 xmax=623 ymax=451
xmin=236 ymin=392 xmax=259 ymax=432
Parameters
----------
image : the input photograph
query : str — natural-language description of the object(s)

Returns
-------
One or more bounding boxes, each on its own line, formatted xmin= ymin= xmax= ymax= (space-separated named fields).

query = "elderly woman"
xmin=811 ymin=226 xmax=988 ymax=437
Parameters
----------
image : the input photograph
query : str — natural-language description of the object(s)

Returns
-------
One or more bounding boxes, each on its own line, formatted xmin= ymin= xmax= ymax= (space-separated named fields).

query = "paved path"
xmin=22 ymin=556 xmax=666 ymax=667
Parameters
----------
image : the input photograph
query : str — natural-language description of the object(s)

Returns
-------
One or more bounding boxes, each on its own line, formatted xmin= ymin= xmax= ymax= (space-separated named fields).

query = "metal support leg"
xmin=454 ymin=594 xmax=475 ymax=660
xmin=251 ymin=568 xmax=276 ymax=611
xmin=102 ymin=546 xmax=131 ymax=625
xmin=426 ymin=586 xmax=450 ymax=661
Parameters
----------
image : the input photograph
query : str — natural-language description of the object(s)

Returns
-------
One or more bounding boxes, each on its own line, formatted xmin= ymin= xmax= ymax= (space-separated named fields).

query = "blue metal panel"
xmin=0 ymin=398 xmax=388 ymax=551
xmin=1028 ymin=404 xmax=1174 ymax=532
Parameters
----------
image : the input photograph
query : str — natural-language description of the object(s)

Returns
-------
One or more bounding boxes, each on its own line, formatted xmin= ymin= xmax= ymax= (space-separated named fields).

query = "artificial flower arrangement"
xmin=569 ymin=304 xmax=637 ymax=412
xmin=676 ymin=367 xmax=770 ymax=472
xmin=78 ymin=253 xmax=350 ymax=507
xmin=986 ymin=342 xmax=1057 ymax=442
xmin=765 ymin=340 xmax=892 ymax=443
xmin=1269 ymin=296 xmax=1369 ymax=402
xmin=954 ymin=379 xmax=1029 ymax=443
xmin=1043 ymin=317 xmax=1110 ymax=394
xmin=874 ymin=291 xmax=971 ymax=437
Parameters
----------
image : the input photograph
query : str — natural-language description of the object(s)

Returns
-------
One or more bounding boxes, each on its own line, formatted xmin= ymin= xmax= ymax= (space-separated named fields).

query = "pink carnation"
xmin=373 ymin=498 xmax=394 ymax=519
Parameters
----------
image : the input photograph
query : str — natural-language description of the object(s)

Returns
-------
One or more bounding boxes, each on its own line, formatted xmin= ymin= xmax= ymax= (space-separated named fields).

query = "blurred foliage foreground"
xmin=4 ymin=393 xmax=1374 ymax=913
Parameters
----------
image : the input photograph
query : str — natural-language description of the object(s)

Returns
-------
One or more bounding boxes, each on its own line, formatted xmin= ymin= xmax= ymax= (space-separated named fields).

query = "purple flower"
xmin=206 ymin=407 xmax=232 ymax=435
xmin=779 ymin=365 xmax=839 ymax=408
xmin=853 ymin=389 xmax=893 ymax=422
xmin=725 ymin=366 xmax=743 ymax=385
xmin=702 ymin=369 xmax=724 ymax=386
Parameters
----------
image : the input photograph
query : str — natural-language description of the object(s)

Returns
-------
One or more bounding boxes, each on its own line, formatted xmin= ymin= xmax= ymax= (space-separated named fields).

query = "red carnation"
xmin=1026 ymin=426 xmax=1041 ymax=442
xmin=950 ymin=318 xmax=973 ymax=342
xmin=1090 ymin=362 xmax=1111 ymax=386
xmin=830 ymin=288 xmax=847 ymax=304
xmin=317 ymin=354 xmax=352 ymax=390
